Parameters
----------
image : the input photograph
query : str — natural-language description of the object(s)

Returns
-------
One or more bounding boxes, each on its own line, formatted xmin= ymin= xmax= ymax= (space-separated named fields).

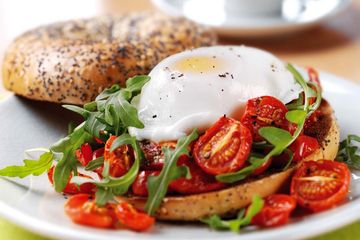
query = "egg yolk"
xmin=172 ymin=56 xmax=222 ymax=73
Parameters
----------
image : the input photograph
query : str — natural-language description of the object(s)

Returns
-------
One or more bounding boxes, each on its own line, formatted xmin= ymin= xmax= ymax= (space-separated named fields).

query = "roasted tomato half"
xmin=251 ymin=194 xmax=297 ymax=228
xmin=104 ymin=136 xmax=134 ymax=177
xmin=193 ymin=116 xmax=252 ymax=175
xmin=241 ymin=96 xmax=289 ymax=141
xmin=139 ymin=140 xmax=165 ymax=170
xmin=65 ymin=194 xmax=117 ymax=228
xmin=47 ymin=167 xmax=95 ymax=194
xmin=115 ymin=202 xmax=155 ymax=232
xmin=170 ymin=156 xmax=225 ymax=194
xmin=291 ymin=160 xmax=350 ymax=212
xmin=131 ymin=170 xmax=161 ymax=197
xmin=76 ymin=143 xmax=93 ymax=167
xmin=289 ymin=135 xmax=319 ymax=162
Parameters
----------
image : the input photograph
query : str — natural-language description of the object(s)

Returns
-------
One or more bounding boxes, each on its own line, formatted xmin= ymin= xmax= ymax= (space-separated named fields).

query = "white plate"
xmin=0 ymin=70 xmax=360 ymax=240
xmin=151 ymin=0 xmax=351 ymax=37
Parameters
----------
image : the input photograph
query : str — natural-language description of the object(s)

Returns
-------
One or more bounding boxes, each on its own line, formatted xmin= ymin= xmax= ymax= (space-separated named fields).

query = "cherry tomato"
xmin=170 ymin=156 xmax=226 ymax=194
xmin=139 ymin=141 xmax=185 ymax=171
xmin=104 ymin=136 xmax=134 ymax=177
xmin=251 ymin=194 xmax=296 ymax=228
xmin=139 ymin=140 xmax=165 ymax=170
xmin=250 ymin=158 xmax=273 ymax=176
xmin=132 ymin=170 xmax=161 ymax=196
xmin=241 ymin=96 xmax=289 ymax=142
xmin=75 ymin=143 xmax=93 ymax=167
xmin=115 ymin=202 xmax=155 ymax=232
xmin=94 ymin=137 xmax=105 ymax=144
xmin=93 ymin=147 xmax=104 ymax=159
xmin=307 ymin=67 xmax=322 ymax=90
xmin=65 ymin=194 xmax=116 ymax=228
xmin=47 ymin=167 xmax=95 ymax=194
xmin=289 ymin=135 xmax=319 ymax=162
xmin=91 ymin=148 xmax=105 ymax=176
xmin=291 ymin=160 xmax=350 ymax=212
xmin=193 ymin=116 xmax=252 ymax=175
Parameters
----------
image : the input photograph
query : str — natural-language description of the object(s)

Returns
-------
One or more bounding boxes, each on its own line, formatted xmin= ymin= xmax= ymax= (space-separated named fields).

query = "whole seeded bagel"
xmin=2 ymin=12 xmax=217 ymax=104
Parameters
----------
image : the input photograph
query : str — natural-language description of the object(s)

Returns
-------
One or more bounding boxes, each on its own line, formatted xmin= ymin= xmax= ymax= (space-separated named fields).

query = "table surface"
xmin=1 ymin=0 xmax=360 ymax=239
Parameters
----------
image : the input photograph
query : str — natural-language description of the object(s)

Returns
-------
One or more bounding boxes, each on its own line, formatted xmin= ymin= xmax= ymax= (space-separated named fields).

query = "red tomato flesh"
xmin=193 ymin=116 xmax=252 ymax=175
xmin=289 ymin=135 xmax=319 ymax=162
xmin=170 ymin=156 xmax=226 ymax=194
xmin=115 ymin=202 xmax=155 ymax=232
xmin=65 ymin=194 xmax=116 ymax=228
xmin=291 ymin=160 xmax=350 ymax=212
xmin=139 ymin=140 xmax=165 ymax=170
xmin=47 ymin=167 xmax=95 ymax=194
xmin=241 ymin=96 xmax=289 ymax=142
xmin=104 ymin=136 xmax=134 ymax=177
xmin=132 ymin=170 xmax=161 ymax=197
xmin=76 ymin=143 xmax=93 ymax=167
xmin=251 ymin=194 xmax=296 ymax=228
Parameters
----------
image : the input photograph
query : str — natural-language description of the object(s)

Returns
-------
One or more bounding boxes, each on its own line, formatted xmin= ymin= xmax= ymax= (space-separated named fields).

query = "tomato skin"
xmin=104 ymin=136 xmax=134 ymax=177
xmin=307 ymin=67 xmax=322 ymax=90
xmin=241 ymin=96 xmax=289 ymax=142
xmin=291 ymin=160 xmax=351 ymax=212
xmin=115 ymin=202 xmax=155 ymax=232
xmin=251 ymin=194 xmax=296 ymax=228
xmin=289 ymin=136 xmax=319 ymax=162
xmin=132 ymin=170 xmax=161 ymax=196
xmin=65 ymin=194 xmax=116 ymax=228
xmin=76 ymin=143 xmax=93 ymax=167
xmin=93 ymin=148 xmax=104 ymax=159
xmin=139 ymin=140 xmax=165 ymax=170
xmin=250 ymin=158 xmax=273 ymax=176
xmin=170 ymin=156 xmax=226 ymax=194
xmin=47 ymin=167 xmax=95 ymax=194
xmin=193 ymin=117 xmax=252 ymax=175
xmin=94 ymin=137 xmax=105 ymax=144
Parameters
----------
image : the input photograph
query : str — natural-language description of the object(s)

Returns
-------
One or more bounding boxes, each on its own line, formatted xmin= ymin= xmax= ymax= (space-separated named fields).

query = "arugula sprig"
xmin=71 ymin=134 xmax=143 ymax=206
xmin=63 ymin=75 xmax=150 ymax=137
xmin=337 ymin=134 xmax=360 ymax=170
xmin=145 ymin=129 xmax=198 ymax=215
xmin=201 ymin=195 xmax=264 ymax=232
xmin=0 ymin=152 xmax=53 ymax=178
xmin=51 ymin=123 xmax=93 ymax=192
xmin=216 ymin=64 xmax=322 ymax=183
xmin=0 ymin=76 xmax=150 ymax=194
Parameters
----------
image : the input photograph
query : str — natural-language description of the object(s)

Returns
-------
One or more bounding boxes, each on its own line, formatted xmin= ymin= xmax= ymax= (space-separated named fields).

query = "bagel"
xmin=2 ymin=12 xmax=216 ymax=104
xmin=119 ymin=100 xmax=340 ymax=221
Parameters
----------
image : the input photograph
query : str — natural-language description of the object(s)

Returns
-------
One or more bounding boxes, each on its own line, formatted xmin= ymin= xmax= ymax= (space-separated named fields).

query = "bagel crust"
xmin=120 ymin=100 xmax=340 ymax=221
xmin=2 ymin=12 xmax=216 ymax=104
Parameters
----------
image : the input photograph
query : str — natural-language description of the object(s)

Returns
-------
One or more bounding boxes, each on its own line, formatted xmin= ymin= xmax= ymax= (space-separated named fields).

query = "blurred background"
xmin=1 ymin=0 xmax=360 ymax=87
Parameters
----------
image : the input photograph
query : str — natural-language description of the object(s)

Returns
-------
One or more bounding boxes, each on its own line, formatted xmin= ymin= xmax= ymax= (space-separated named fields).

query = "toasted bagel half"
xmin=118 ymin=100 xmax=339 ymax=221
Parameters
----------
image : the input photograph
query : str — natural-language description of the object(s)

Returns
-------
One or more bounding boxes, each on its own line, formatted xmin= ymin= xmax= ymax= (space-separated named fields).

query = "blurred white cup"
xmin=225 ymin=0 xmax=284 ymax=16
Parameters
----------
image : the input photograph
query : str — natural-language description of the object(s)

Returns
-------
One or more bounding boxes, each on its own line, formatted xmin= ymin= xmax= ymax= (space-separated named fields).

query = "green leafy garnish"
xmin=145 ymin=129 xmax=198 ymax=215
xmin=85 ymin=157 xmax=104 ymax=171
xmin=0 ymin=152 xmax=53 ymax=178
xmin=51 ymin=123 xmax=93 ymax=192
xmin=0 ymin=76 xmax=149 ymax=197
xmin=95 ymin=187 xmax=115 ymax=206
xmin=71 ymin=134 xmax=143 ymax=205
xmin=337 ymin=134 xmax=360 ymax=170
xmin=64 ymin=75 xmax=150 ymax=137
xmin=201 ymin=195 xmax=264 ymax=232
xmin=216 ymin=64 xmax=321 ymax=183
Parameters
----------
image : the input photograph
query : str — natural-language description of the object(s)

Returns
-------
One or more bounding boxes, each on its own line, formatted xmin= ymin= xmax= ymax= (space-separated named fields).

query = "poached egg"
xmin=129 ymin=46 xmax=302 ymax=142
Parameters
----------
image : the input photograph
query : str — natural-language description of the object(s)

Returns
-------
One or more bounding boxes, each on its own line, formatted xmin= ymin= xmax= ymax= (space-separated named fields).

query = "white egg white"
xmin=129 ymin=46 xmax=302 ymax=142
